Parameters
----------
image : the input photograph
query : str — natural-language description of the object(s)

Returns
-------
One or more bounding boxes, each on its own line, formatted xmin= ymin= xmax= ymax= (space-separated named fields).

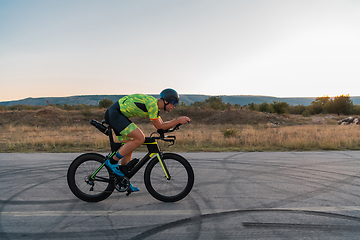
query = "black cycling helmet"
xmin=160 ymin=88 xmax=179 ymax=110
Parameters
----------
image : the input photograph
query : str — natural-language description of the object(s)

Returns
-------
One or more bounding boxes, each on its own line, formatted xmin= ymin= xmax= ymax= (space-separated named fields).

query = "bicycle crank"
xmin=114 ymin=176 xmax=130 ymax=192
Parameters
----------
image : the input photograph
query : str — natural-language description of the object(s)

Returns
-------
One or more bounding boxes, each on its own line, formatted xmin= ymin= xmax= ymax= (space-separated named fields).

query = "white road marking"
xmin=1 ymin=210 xmax=196 ymax=217
xmin=2 ymin=206 xmax=360 ymax=217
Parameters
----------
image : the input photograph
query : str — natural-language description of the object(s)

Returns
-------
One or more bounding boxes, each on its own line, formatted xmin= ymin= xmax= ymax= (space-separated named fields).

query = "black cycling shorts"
xmin=105 ymin=101 xmax=137 ymax=140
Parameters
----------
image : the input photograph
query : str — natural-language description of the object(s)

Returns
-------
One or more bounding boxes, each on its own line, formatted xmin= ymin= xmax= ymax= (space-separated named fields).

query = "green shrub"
xmin=301 ymin=109 xmax=311 ymax=117
xmin=271 ymin=101 xmax=288 ymax=114
xmin=98 ymin=98 xmax=114 ymax=109
xmin=249 ymin=103 xmax=257 ymax=111
xmin=288 ymin=105 xmax=306 ymax=115
xmin=353 ymin=105 xmax=360 ymax=115
xmin=205 ymin=96 xmax=227 ymax=110
xmin=222 ymin=128 xmax=237 ymax=138
xmin=259 ymin=102 xmax=270 ymax=112
xmin=81 ymin=106 xmax=93 ymax=116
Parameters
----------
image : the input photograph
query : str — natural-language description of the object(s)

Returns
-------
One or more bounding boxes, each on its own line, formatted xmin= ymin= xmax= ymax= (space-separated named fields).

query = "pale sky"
xmin=1 ymin=0 xmax=360 ymax=102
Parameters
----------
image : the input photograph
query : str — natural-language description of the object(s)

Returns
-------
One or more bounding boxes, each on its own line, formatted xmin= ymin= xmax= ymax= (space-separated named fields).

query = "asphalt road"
xmin=1 ymin=151 xmax=360 ymax=240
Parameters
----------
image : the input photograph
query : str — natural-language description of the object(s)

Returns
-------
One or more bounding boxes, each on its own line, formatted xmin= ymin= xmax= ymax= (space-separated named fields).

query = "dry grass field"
xmin=1 ymin=106 xmax=360 ymax=152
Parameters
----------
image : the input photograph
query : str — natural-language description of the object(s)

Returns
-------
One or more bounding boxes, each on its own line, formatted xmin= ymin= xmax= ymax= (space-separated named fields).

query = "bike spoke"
xmin=72 ymin=159 xmax=113 ymax=197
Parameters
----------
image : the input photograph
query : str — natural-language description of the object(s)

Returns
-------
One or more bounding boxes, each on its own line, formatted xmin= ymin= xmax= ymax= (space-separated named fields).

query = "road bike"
xmin=67 ymin=119 xmax=194 ymax=202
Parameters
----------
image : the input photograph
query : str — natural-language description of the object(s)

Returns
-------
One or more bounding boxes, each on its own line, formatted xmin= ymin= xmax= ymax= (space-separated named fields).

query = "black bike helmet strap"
xmin=162 ymin=98 xmax=169 ymax=111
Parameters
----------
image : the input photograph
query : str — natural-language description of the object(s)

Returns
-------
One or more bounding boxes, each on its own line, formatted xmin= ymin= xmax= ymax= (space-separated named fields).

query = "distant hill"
xmin=1 ymin=94 xmax=360 ymax=107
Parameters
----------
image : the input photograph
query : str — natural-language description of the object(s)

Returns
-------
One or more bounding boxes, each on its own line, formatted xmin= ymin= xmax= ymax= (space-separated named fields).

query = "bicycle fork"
xmin=151 ymin=153 xmax=171 ymax=180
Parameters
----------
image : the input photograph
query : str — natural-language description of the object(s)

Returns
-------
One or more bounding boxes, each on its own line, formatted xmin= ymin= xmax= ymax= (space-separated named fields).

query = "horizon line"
xmin=1 ymin=93 xmax=357 ymax=103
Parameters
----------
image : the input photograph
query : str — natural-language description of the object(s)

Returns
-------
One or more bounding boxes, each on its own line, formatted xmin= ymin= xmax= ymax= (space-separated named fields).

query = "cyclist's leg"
xmin=115 ymin=128 xmax=145 ymax=165
xmin=112 ymin=128 xmax=143 ymax=192
xmin=121 ymin=152 xmax=133 ymax=165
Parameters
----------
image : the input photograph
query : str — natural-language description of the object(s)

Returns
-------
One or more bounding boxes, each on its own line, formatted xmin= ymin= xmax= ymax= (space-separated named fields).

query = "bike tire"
xmin=144 ymin=153 xmax=194 ymax=202
xmin=67 ymin=153 xmax=115 ymax=202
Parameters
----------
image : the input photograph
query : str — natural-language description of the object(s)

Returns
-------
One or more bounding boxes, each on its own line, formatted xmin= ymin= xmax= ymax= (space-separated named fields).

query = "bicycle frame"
xmin=90 ymin=125 xmax=171 ymax=182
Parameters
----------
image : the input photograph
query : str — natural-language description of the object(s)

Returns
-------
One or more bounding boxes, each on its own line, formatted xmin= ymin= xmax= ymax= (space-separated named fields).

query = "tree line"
xmin=1 ymin=94 xmax=359 ymax=116
xmin=246 ymin=94 xmax=358 ymax=116
xmin=186 ymin=94 xmax=359 ymax=116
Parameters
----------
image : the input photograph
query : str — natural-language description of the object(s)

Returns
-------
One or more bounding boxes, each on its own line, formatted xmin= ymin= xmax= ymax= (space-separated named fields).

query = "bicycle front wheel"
xmin=67 ymin=153 xmax=115 ymax=202
xmin=144 ymin=153 xmax=194 ymax=202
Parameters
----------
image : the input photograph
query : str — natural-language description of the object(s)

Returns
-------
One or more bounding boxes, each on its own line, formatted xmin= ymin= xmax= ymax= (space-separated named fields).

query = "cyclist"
xmin=104 ymin=88 xmax=190 ymax=192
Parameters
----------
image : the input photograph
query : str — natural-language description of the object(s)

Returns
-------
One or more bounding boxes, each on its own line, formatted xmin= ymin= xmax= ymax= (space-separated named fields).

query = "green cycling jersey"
xmin=118 ymin=94 xmax=161 ymax=121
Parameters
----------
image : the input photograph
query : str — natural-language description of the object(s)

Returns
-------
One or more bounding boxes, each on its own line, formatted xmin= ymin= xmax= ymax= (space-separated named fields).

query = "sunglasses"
xmin=171 ymin=99 xmax=178 ymax=107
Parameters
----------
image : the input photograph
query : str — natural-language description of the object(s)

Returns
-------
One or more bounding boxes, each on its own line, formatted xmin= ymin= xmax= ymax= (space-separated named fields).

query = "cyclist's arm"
xmin=151 ymin=116 xmax=190 ymax=130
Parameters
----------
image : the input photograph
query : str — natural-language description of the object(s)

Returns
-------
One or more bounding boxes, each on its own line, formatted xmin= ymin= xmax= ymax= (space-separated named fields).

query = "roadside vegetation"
xmin=1 ymin=95 xmax=360 ymax=153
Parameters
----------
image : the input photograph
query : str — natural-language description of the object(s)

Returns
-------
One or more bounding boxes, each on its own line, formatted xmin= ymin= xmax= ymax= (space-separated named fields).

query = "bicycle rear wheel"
xmin=144 ymin=153 xmax=194 ymax=202
xmin=67 ymin=153 xmax=115 ymax=202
